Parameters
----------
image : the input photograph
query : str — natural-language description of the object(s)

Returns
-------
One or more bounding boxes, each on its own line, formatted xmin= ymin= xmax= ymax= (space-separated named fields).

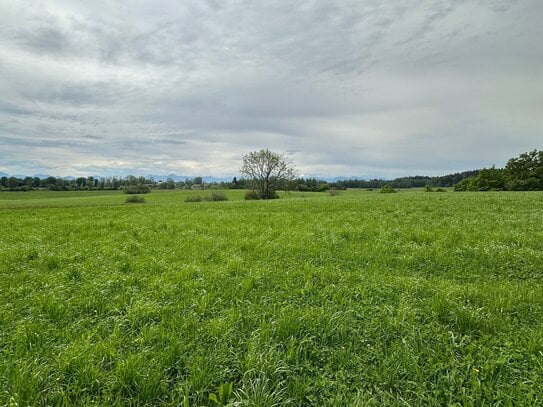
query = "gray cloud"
xmin=0 ymin=0 xmax=541 ymax=177
xmin=25 ymin=27 xmax=70 ymax=54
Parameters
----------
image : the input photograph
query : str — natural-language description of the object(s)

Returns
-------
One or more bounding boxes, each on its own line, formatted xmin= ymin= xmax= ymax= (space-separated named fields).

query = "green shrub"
xmin=185 ymin=195 xmax=203 ymax=203
xmin=244 ymin=190 xmax=260 ymax=200
xmin=208 ymin=191 xmax=228 ymax=201
xmin=328 ymin=189 xmax=340 ymax=196
xmin=243 ymin=189 xmax=278 ymax=200
xmin=380 ymin=185 xmax=397 ymax=193
xmin=454 ymin=177 xmax=473 ymax=191
xmin=125 ymin=195 xmax=146 ymax=203
xmin=454 ymin=167 xmax=506 ymax=191
xmin=187 ymin=192 xmax=228 ymax=202
xmin=259 ymin=190 xmax=279 ymax=199
xmin=124 ymin=184 xmax=151 ymax=194
xmin=424 ymin=185 xmax=434 ymax=192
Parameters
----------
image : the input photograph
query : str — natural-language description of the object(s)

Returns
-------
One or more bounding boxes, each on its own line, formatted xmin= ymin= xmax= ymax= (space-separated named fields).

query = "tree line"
xmin=0 ymin=172 xmax=474 ymax=192
xmin=1 ymin=150 xmax=540 ymax=192
xmin=0 ymin=175 xmax=228 ymax=192
xmin=454 ymin=150 xmax=543 ymax=191
xmin=329 ymin=170 xmax=481 ymax=190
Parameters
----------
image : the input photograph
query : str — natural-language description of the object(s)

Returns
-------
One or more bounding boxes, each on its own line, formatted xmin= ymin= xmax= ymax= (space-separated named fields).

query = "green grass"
xmin=1 ymin=189 xmax=543 ymax=405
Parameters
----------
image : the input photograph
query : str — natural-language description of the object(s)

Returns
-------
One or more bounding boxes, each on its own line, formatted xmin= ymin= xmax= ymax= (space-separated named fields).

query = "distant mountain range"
xmin=0 ymin=172 xmax=77 ymax=180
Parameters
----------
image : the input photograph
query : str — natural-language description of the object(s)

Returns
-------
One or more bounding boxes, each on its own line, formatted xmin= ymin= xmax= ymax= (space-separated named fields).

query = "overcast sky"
xmin=1 ymin=0 xmax=541 ymax=178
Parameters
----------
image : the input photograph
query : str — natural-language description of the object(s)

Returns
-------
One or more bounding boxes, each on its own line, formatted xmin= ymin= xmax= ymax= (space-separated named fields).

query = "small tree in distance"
xmin=240 ymin=149 xmax=296 ymax=199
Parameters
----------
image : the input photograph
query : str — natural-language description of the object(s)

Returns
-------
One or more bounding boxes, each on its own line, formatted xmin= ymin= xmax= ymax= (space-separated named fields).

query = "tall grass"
xmin=0 ymin=190 xmax=542 ymax=405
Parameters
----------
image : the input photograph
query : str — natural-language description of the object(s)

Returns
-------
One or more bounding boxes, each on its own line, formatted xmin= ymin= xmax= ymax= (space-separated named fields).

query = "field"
xmin=1 ymin=189 xmax=543 ymax=406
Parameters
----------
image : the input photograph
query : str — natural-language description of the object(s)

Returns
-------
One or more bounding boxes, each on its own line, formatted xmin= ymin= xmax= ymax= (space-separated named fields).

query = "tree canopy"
xmin=505 ymin=150 xmax=543 ymax=190
xmin=454 ymin=150 xmax=543 ymax=191
xmin=240 ymin=149 xmax=296 ymax=199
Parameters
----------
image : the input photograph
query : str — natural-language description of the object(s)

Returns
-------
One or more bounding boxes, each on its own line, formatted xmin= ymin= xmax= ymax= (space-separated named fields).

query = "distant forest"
xmin=0 ymin=171 xmax=479 ymax=192
xmin=1 ymin=150 xmax=541 ymax=192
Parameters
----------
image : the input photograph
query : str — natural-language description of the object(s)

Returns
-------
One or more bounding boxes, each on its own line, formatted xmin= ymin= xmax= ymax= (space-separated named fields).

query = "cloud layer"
xmin=1 ymin=0 xmax=541 ymax=177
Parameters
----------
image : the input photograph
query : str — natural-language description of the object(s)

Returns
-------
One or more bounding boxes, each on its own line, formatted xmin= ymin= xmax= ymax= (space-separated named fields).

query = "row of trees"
xmin=0 ymin=170 xmax=494 ymax=193
xmin=0 ymin=175 xmax=157 ymax=191
xmin=331 ymin=170 xmax=480 ymax=189
xmin=0 ymin=175 xmax=226 ymax=192
xmin=2 ymin=149 xmax=540 ymax=195
xmin=454 ymin=150 xmax=543 ymax=191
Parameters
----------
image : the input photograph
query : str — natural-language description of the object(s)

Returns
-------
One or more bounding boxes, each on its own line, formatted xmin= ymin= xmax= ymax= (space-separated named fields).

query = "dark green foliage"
xmin=454 ymin=177 xmax=473 ymax=191
xmin=454 ymin=150 xmax=543 ymax=192
xmin=207 ymin=191 xmax=228 ymax=201
xmin=244 ymin=190 xmax=278 ymax=200
xmin=380 ymin=185 xmax=397 ymax=193
xmin=186 ymin=192 xmax=229 ymax=202
xmin=125 ymin=195 xmax=146 ymax=203
xmin=505 ymin=149 xmax=543 ymax=190
xmin=473 ymin=166 xmax=506 ymax=190
xmin=332 ymin=170 xmax=480 ymax=189
xmin=431 ymin=170 xmax=481 ymax=187
xmin=123 ymin=184 xmax=151 ymax=194
xmin=454 ymin=167 xmax=506 ymax=191
xmin=257 ymin=190 xmax=279 ymax=199
xmin=424 ymin=185 xmax=434 ymax=192
xmin=289 ymin=178 xmax=329 ymax=192
xmin=244 ymin=190 xmax=261 ymax=200
xmin=0 ymin=175 xmax=159 ymax=191
xmin=185 ymin=195 xmax=203 ymax=202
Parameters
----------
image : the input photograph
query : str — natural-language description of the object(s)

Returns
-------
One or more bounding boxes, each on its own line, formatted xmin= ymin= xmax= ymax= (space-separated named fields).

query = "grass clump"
xmin=185 ymin=191 xmax=229 ymax=203
xmin=125 ymin=195 xmax=146 ymax=203
xmin=380 ymin=185 xmax=397 ymax=193
xmin=185 ymin=195 xmax=203 ymax=203
xmin=244 ymin=190 xmax=279 ymax=200
xmin=244 ymin=190 xmax=260 ymax=200
xmin=207 ymin=191 xmax=228 ymax=201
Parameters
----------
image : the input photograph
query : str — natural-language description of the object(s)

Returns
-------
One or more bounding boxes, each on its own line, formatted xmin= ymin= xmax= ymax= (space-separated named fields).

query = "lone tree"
xmin=240 ymin=149 xmax=296 ymax=199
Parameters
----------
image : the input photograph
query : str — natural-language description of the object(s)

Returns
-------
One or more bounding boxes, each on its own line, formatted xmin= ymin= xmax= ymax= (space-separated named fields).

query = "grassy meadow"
xmin=1 ymin=189 xmax=543 ymax=406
